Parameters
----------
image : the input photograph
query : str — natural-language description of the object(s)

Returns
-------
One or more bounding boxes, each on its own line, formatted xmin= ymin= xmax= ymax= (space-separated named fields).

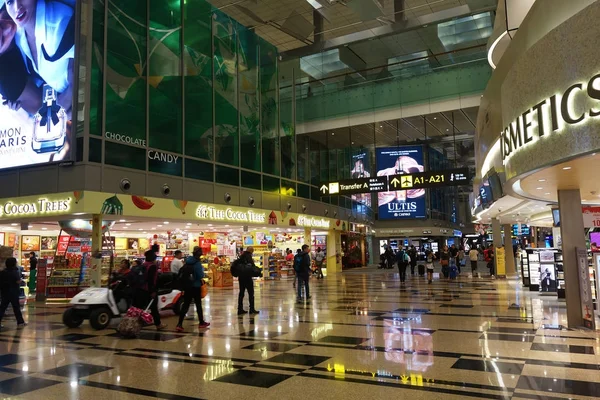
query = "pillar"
xmin=304 ymin=227 xmax=312 ymax=248
xmin=327 ymin=230 xmax=342 ymax=274
xmin=503 ymin=224 xmax=516 ymax=276
xmin=313 ymin=9 xmax=323 ymax=44
xmin=492 ymin=218 xmax=502 ymax=276
xmin=90 ymin=214 xmax=103 ymax=288
xmin=558 ymin=189 xmax=595 ymax=329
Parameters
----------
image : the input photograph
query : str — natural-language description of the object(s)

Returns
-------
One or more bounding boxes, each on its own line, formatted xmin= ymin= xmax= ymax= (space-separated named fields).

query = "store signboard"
xmin=376 ymin=146 xmax=426 ymax=220
xmin=576 ymin=247 xmax=595 ymax=329
xmin=0 ymin=197 xmax=72 ymax=218
xmin=148 ymin=150 xmax=183 ymax=176
xmin=0 ymin=0 xmax=76 ymax=170
xmin=501 ymin=74 xmax=600 ymax=165
xmin=196 ymin=204 xmax=267 ymax=224
xmin=297 ymin=215 xmax=331 ymax=229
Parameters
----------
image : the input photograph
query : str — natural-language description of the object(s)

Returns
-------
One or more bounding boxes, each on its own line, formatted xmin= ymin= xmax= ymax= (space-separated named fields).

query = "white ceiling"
xmin=473 ymin=195 xmax=553 ymax=227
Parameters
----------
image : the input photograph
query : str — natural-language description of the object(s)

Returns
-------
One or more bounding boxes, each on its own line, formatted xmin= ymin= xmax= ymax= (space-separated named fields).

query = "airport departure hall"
xmin=0 ymin=0 xmax=599 ymax=399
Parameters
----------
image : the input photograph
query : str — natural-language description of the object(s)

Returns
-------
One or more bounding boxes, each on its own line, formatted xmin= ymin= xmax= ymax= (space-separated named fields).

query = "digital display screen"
xmin=552 ymin=209 xmax=560 ymax=227
xmin=488 ymin=172 xmax=503 ymax=201
xmin=0 ymin=0 xmax=76 ymax=170
xmin=351 ymin=149 xmax=370 ymax=179
xmin=376 ymin=146 xmax=426 ymax=219
xmin=479 ymin=181 xmax=493 ymax=208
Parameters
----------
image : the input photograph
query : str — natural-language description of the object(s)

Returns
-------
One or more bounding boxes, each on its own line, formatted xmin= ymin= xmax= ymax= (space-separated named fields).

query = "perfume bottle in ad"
xmin=32 ymin=85 xmax=66 ymax=154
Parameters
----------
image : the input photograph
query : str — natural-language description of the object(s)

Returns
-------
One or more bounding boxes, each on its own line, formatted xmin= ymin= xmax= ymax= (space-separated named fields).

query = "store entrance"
xmin=0 ymin=219 xmax=310 ymax=300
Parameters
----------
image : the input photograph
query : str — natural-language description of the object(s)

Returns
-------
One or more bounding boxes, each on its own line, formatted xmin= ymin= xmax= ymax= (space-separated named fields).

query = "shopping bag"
xmin=200 ymin=282 xmax=208 ymax=299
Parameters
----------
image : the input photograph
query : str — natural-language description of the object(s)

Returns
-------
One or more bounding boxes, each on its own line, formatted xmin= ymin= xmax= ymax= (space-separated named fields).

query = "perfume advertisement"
xmin=376 ymin=146 xmax=426 ymax=219
xmin=0 ymin=0 xmax=76 ymax=170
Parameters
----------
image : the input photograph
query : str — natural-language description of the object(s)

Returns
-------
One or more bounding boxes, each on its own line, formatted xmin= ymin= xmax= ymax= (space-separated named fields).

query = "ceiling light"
xmin=562 ymin=166 xmax=572 ymax=170
xmin=593 ymin=153 xmax=597 ymax=156
xmin=125 ymin=223 xmax=131 ymax=226
xmin=538 ymin=179 xmax=546 ymax=182
xmin=163 ymin=221 xmax=169 ymax=224
xmin=42 ymin=227 xmax=47 ymax=230
xmin=545 ymin=192 xmax=551 ymax=195
xmin=152 ymin=228 xmax=156 ymax=230
xmin=10 ymin=223 xmax=17 ymax=226
xmin=433 ymin=117 xmax=437 ymax=120
xmin=536 ymin=187 xmax=543 ymax=190
xmin=380 ymin=125 xmax=383 ymax=128
xmin=331 ymin=132 xmax=335 ymax=136
xmin=119 ymin=219 xmax=126 ymax=222
xmin=143 ymin=231 xmax=147 ymax=234
xmin=157 ymin=225 xmax=163 ymax=227
xmin=208 ymin=224 xmax=213 ymax=227
xmin=138 ymin=228 xmax=143 ymax=231
xmin=28 ymin=225 xmax=33 ymax=228
xmin=186 ymin=223 xmax=192 ymax=226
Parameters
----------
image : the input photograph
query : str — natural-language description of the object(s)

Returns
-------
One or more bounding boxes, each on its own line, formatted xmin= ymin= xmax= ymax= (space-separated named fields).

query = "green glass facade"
xmin=83 ymin=0 xmax=487 ymax=221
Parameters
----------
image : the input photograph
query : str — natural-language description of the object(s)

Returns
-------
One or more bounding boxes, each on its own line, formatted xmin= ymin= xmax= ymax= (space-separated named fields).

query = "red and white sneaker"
xmin=198 ymin=322 xmax=210 ymax=329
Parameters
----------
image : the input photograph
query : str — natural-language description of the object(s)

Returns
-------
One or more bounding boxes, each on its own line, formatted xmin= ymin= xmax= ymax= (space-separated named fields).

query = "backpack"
xmin=230 ymin=258 xmax=242 ymax=278
xmin=130 ymin=264 xmax=147 ymax=289
xmin=397 ymin=251 xmax=409 ymax=266
xmin=178 ymin=261 xmax=195 ymax=289
xmin=293 ymin=253 xmax=304 ymax=273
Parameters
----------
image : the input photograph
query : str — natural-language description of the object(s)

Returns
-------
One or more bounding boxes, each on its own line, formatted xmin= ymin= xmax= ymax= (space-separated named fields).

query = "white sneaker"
xmin=17 ymin=323 xmax=28 ymax=329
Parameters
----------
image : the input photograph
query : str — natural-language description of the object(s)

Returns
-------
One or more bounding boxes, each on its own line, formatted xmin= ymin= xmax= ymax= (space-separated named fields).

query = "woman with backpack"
xmin=176 ymin=246 xmax=210 ymax=332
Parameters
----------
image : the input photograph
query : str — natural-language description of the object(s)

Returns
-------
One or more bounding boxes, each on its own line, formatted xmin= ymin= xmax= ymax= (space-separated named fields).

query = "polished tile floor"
xmin=1 ymin=268 xmax=599 ymax=400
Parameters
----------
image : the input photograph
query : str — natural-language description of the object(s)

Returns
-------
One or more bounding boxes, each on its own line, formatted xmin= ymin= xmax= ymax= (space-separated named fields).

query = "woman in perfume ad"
xmin=0 ymin=0 xmax=75 ymax=168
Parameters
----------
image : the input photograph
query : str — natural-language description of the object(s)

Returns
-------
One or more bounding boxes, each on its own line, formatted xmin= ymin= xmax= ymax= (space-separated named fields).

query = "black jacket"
xmin=239 ymin=251 xmax=256 ymax=280
xmin=0 ymin=267 xmax=22 ymax=293
xmin=296 ymin=252 xmax=311 ymax=277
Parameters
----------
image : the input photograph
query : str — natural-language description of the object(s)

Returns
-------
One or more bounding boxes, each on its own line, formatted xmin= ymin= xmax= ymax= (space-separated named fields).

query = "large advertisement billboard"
xmin=0 ymin=0 xmax=76 ymax=169
xmin=376 ymin=146 xmax=426 ymax=219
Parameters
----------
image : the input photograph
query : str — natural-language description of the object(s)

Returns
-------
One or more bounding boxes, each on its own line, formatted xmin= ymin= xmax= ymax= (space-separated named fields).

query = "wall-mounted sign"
xmin=323 ymin=177 xmax=387 ymax=195
xmin=501 ymin=74 xmax=600 ymax=164
xmin=148 ymin=150 xmax=182 ymax=176
xmin=196 ymin=205 xmax=267 ymax=223
xmin=0 ymin=197 xmax=72 ymax=218
xmin=297 ymin=215 xmax=331 ymax=229
xmin=0 ymin=1 xmax=76 ymax=171
xmin=388 ymin=168 xmax=469 ymax=190
xmin=105 ymin=131 xmax=146 ymax=147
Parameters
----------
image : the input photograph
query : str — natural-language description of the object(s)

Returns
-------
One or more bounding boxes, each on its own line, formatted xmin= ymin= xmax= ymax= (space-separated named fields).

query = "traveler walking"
xmin=0 ymin=257 xmax=26 ymax=329
xmin=396 ymin=246 xmax=410 ymax=284
xmin=238 ymin=247 xmax=259 ymax=315
xmin=176 ymin=246 xmax=209 ymax=332
xmin=440 ymin=246 xmax=450 ymax=279
xmin=408 ymin=246 xmax=418 ymax=276
xmin=425 ymin=249 xmax=436 ymax=284
xmin=295 ymin=245 xmax=311 ymax=302
xmin=314 ymin=247 xmax=325 ymax=279
xmin=131 ymin=250 xmax=166 ymax=330
xmin=469 ymin=247 xmax=479 ymax=276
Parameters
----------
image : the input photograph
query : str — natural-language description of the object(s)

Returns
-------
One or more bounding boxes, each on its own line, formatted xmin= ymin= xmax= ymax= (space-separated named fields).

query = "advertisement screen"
xmin=0 ymin=0 xmax=76 ymax=170
xmin=376 ymin=146 xmax=426 ymax=219
xmin=351 ymin=149 xmax=371 ymax=178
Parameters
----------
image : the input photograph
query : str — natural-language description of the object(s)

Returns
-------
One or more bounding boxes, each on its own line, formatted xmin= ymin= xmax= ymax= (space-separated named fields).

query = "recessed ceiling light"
xmin=186 ymin=223 xmax=192 ymax=226
xmin=152 ymin=228 xmax=156 ymax=230
xmin=351 ymin=141 xmax=354 ymax=145
xmin=380 ymin=125 xmax=383 ymax=128
xmin=138 ymin=228 xmax=143 ymax=231
xmin=143 ymin=231 xmax=147 ymax=234
xmin=163 ymin=221 xmax=169 ymax=224
xmin=433 ymin=117 xmax=437 ymax=120
xmin=545 ymin=192 xmax=551 ymax=195
xmin=593 ymin=153 xmax=597 ymax=156
xmin=10 ymin=223 xmax=18 ymax=226
xmin=331 ymin=132 xmax=335 ymax=136
xmin=126 ymin=223 xmax=131 ymax=226
xmin=208 ymin=224 xmax=213 ymax=227
xmin=446 ymin=129 xmax=449 ymax=131
xmin=536 ymin=187 xmax=543 ymax=190
xmin=119 ymin=219 xmax=126 ymax=222
xmin=28 ymin=225 xmax=33 ymax=228
xmin=562 ymin=166 xmax=572 ymax=170
xmin=157 ymin=225 xmax=163 ymax=227
xmin=42 ymin=227 xmax=47 ymax=230
xmin=538 ymin=179 xmax=546 ymax=182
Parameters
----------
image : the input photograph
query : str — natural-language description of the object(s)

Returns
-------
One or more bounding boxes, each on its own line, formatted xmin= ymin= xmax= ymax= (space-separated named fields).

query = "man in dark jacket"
xmin=0 ymin=257 xmax=26 ymax=328
xmin=296 ymin=244 xmax=311 ymax=302
xmin=408 ymin=246 xmax=418 ymax=275
xmin=238 ymin=246 xmax=259 ymax=315
xmin=132 ymin=250 xmax=166 ymax=330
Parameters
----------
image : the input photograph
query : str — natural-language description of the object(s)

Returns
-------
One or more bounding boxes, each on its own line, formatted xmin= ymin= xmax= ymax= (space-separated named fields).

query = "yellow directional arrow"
xmin=327 ymin=363 xmax=332 ymax=372
xmin=390 ymin=177 xmax=400 ymax=188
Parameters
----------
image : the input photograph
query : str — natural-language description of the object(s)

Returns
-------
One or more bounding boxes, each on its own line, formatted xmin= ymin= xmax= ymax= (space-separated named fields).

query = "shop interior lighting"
xmin=538 ymin=179 xmax=546 ymax=182
xmin=10 ymin=223 xmax=17 ymax=226
xmin=562 ymin=166 xmax=572 ymax=170
xmin=163 ymin=221 xmax=169 ymax=224
xmin=126 ymin=223 xmax=131 ymax=226
xmin=119 ymin=219 xmax=126 ymax=222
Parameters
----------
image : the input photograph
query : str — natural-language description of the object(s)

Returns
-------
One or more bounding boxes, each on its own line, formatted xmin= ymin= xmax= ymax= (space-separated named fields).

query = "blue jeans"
xmin=297 ymin=275 xmax=309 ymax=300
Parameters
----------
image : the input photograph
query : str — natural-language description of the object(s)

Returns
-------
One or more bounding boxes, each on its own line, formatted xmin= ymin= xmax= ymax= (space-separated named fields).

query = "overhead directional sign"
xmin=321 ymin=168 xmax=469 ymax=195
xmin=388 ymin=168 xmax=469 ymax=191
xmin=326 ymin=177 xmax=388 ymax=195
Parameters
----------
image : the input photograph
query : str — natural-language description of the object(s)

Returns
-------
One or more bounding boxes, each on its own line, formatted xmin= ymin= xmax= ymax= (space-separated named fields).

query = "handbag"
xmin=200 ymin=281 xmax=208 ymax=298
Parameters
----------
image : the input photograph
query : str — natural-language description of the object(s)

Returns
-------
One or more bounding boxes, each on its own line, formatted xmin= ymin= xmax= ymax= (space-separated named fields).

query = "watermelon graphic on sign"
xmin=268 ymin=211 xmax=277 ymax=225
